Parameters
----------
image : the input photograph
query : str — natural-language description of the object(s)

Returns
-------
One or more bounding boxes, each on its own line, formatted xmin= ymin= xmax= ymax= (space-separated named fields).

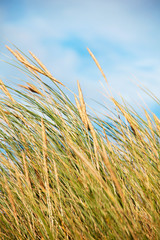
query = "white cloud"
xmin=1 ymin=0 xmax=160 ymax=115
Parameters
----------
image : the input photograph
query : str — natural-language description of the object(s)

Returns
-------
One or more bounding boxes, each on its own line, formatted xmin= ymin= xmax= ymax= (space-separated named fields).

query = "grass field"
xmin=0 ymin=45 xmax=160 ymax=239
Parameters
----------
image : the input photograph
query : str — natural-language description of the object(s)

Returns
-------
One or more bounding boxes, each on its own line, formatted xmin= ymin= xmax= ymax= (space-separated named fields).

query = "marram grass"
xmin=0 ymin=46 xmax=160 ymax=240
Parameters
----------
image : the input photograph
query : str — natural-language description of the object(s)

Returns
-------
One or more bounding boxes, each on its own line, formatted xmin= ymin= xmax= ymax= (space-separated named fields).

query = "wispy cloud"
xmin=1 ymin=0 xmax=160 ymax=114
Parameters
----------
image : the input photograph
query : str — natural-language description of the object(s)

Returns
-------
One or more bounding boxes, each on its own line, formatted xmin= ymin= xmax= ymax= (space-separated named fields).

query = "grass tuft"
xmin=0 ymin=45 xmax=160 ymax=239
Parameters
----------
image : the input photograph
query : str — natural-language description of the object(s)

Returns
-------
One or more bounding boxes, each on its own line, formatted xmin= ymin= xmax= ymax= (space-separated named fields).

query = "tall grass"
xmin=0 ymin=45 xmax=160 ymax=239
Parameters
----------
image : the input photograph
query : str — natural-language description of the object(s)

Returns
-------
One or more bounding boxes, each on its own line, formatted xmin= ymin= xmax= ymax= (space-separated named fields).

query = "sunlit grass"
xmin=0 ymin=45 xmax=160 ymax=239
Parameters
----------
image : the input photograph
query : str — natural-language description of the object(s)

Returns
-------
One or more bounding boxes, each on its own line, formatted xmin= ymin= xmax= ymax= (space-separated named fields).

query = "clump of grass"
xmin=0 ymin=45 xmax=160 ymax=240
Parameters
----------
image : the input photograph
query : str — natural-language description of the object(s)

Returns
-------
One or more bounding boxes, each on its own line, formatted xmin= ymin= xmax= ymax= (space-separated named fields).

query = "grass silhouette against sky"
xmin=1 ymin=0 xmax=160 ymax=115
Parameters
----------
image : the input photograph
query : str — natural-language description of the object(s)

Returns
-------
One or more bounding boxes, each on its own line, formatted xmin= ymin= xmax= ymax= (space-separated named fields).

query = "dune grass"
xmin=0 ymin=45 xmax=160 ymax=239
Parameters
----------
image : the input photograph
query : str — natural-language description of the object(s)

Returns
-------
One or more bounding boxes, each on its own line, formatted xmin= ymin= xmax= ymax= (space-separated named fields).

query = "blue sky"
xmin=0 ymin=0 xmax=160 ymax=116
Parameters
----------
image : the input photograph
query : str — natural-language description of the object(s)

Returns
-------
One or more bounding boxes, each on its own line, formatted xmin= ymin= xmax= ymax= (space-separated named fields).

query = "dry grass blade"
xmin=76 ymin=81 xmax=100 ymax=169
xmin=29 ymin=51 xmax=65 ymax=86
xmin=77 ymin=81 xmax=86 ymax=115
xmin=0 ymin=105 xmax=10 ymax=126
xmin=6 ymin=45 xmax=44 ymax=74
xmin=6 ymin=45 xmax=65 ymax=86
xmin=0 ymin=79 xmax=15 ymax=102
xmin=22 ymin=151 xmax=32 ymax=189
xmin=74 ymin=94 xmax=88 ymax=130
xmin=15 ymin=50 xmax=39 ymax=76
xmin=53 ymin=160 xmax=63 ymax=217
xmin=29 ymin=51 xmax=52 ymax=76
xmin=3 ymin=175 xmax=19 ymax=226
xmin=87 ymin=117 xmax=100 ymax=169
xmin=101 ymin=141 xmax=124 ymax=203
xmin=41 ymin=117 xmax=53 ymax=230
xmin=18 ymin=83 xmax=45 ymax=96
xmin=87 ymin=48 xmax=108 ymax=84
xmin=5 ymin=45 xmax=20 ymax=61
xmin=68 ymin=141 xmax=115 ymax=203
